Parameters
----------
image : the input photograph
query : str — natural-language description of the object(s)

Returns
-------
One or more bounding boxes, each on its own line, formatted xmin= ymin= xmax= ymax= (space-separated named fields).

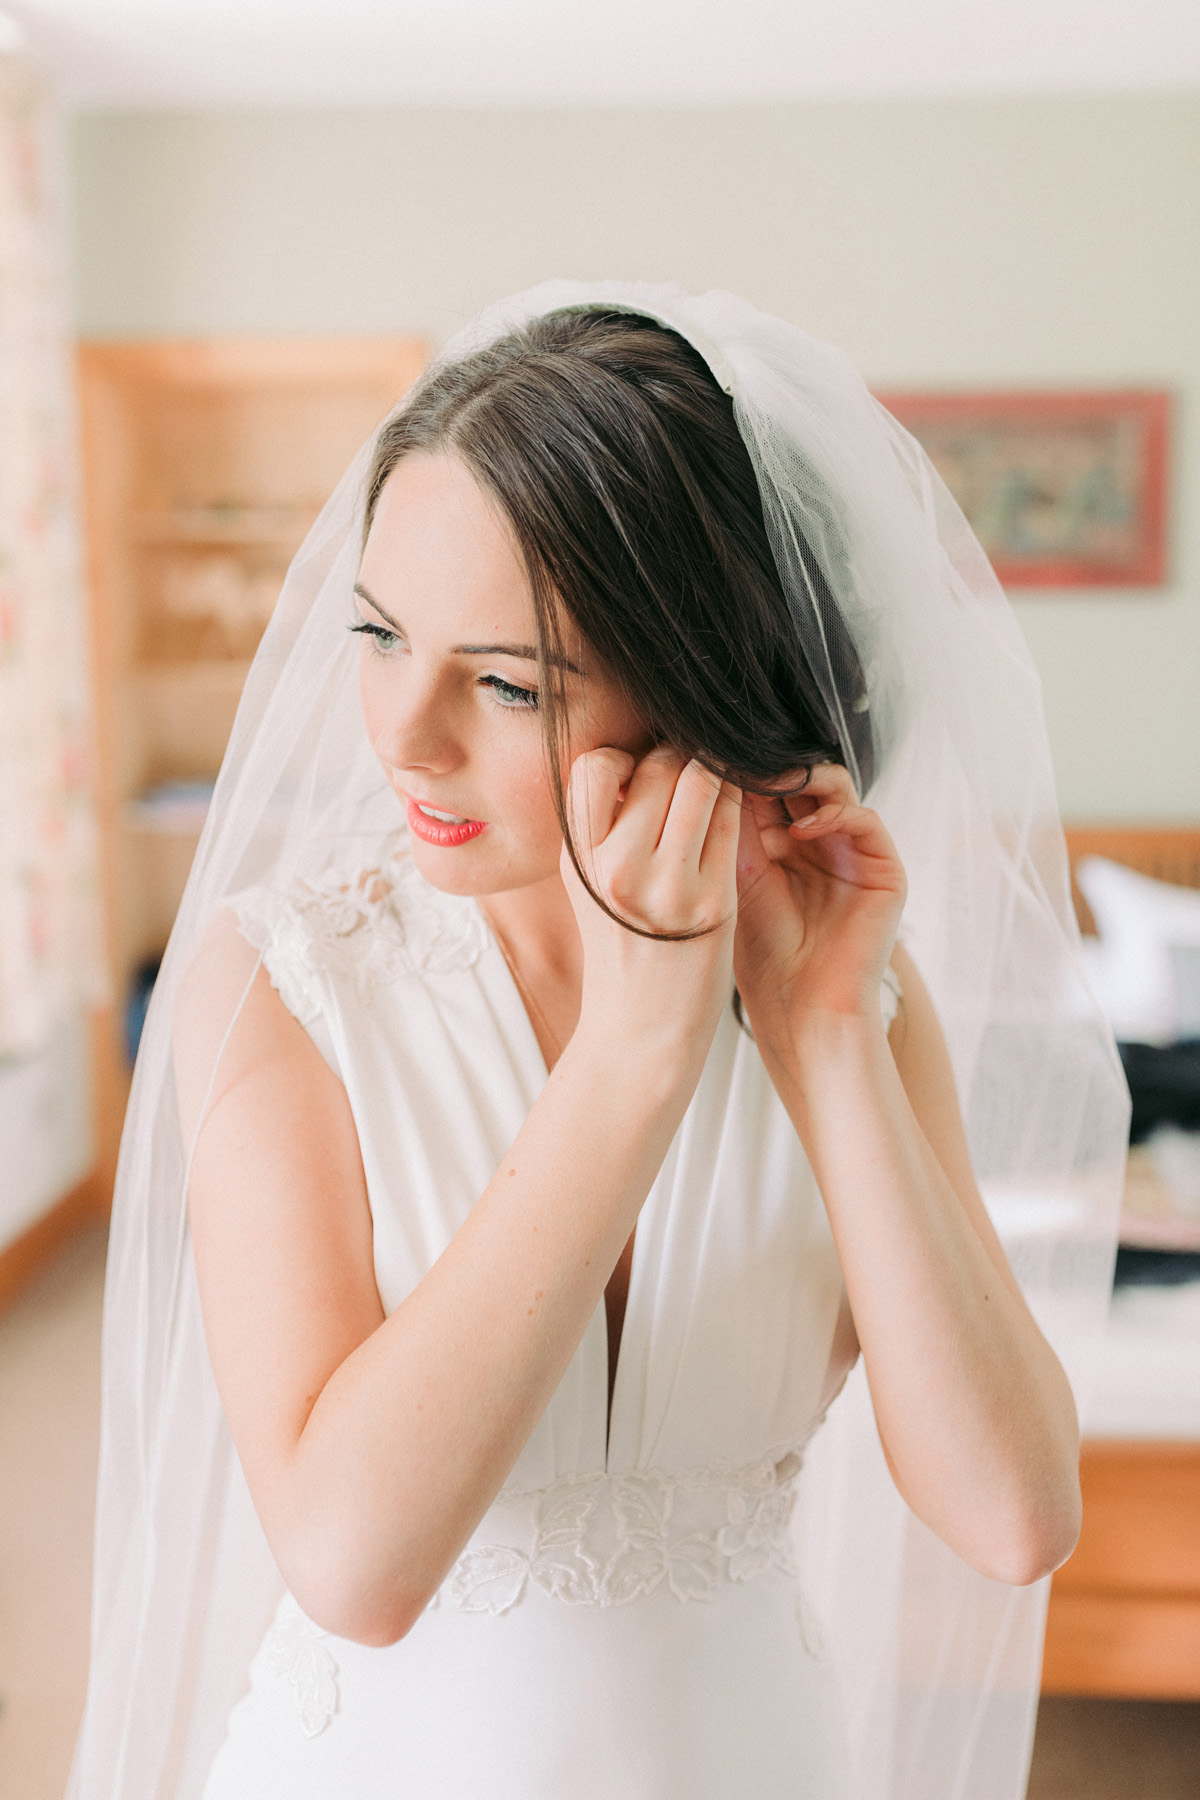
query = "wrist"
xmin=745 ymin=975 xmax=882 ymax=1040
xmin=571 ymin=997 xmax=718 ymax=1104
xmin=754 ymin=1012 xmax=897 ymax=1168
xmin=754 ymin=1002 xmax=891 ymax=1091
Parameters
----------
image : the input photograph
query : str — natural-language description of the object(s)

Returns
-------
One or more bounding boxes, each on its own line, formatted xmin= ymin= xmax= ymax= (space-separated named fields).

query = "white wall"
xmin=68 ymin=94 xmax=1200 ymax=821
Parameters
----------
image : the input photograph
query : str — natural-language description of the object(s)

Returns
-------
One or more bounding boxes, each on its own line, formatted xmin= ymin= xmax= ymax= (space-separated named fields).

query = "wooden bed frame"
xmin=1042 ymin=825 xmax=1200 ymax=1699
xmin=1063 ymin=825 xmax=1200 ymax=938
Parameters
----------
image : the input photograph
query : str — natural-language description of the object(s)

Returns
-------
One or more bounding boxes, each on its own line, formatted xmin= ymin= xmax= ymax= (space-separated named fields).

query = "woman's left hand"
xmin=733 ymin=762 xmax=907 ymax=1041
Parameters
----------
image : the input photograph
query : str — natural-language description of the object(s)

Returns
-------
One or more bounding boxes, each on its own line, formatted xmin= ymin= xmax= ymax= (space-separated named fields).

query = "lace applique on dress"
xmin=442 ymin=1450 xmax=805 ymax=1617
xmin=266 ymin=1595 xmax=340 ymax=1737
xmin=231 ymin=833 xmax=489 ymax=1024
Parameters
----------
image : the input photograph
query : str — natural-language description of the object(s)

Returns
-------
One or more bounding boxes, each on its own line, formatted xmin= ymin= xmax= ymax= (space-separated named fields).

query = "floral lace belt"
xmin=268 ymin=1450 xmax=810 ymax=1737
xmin=433 ymin=1448 xmax=805 ymax=1615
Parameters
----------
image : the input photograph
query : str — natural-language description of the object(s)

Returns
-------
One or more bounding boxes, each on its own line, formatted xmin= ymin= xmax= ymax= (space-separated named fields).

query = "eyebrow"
xmin=354 ymin=582 xmax=583 ymax=674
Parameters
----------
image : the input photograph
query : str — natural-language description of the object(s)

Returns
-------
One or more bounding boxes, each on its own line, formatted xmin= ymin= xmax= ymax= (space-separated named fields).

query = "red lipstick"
xmin=404 ymin=795 xmax=488 ymax=848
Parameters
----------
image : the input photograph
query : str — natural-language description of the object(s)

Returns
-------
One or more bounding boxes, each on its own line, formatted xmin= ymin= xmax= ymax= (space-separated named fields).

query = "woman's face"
xmin=356 ymin=450 xmax=648 ymax=897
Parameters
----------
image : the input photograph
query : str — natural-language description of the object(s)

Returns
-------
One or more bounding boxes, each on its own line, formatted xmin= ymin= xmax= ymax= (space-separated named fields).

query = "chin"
xmin=405 ymin=831 xmax=545 ymax=899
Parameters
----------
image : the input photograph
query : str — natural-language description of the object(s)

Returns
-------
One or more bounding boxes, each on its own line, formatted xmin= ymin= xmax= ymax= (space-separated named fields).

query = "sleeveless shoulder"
xmin=228 ymin=834 xmax=490 ymax=1028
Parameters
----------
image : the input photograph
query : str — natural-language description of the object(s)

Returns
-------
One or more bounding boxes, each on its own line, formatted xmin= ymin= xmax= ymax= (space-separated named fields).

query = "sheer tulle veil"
xmin=68 ymin=280 xmax=1128 ymax=1800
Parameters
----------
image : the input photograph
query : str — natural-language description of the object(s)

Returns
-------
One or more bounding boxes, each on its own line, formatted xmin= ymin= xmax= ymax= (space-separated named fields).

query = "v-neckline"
xmin=474 ymin=903 xmax=641 ymax=1473
xmin=604 ymin=1226 xmax=637 ymax=1458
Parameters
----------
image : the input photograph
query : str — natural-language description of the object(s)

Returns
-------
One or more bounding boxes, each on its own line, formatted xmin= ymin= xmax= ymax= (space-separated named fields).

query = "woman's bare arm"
xmin=764 ymin=938 xmax=1081 ymax=1586
xmin=733 ymin=762 xmax=1081 ymax=1587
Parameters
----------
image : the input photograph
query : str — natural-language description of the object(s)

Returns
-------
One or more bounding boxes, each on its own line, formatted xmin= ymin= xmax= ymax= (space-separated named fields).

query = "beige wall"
xmin=68 ymin=95 xmax=1200 ymax=821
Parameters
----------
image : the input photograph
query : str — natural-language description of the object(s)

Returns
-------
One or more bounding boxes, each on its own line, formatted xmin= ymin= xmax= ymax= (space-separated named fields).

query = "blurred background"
xmin=1 ymin=3 xmax=1199 ymax=1795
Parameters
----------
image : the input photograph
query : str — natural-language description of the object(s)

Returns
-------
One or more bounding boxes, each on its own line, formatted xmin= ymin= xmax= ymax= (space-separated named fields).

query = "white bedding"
xmin=1083 ymin=1279 xmax=1200 ymax=1439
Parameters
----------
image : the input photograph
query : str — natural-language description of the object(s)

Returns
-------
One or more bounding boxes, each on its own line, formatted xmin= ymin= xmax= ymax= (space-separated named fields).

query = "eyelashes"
xmin=349 ymin=620 xmax=401 ymax=651
xmin=348 ymin=621 xmax=539 ymax=711
xmin=480 ymin=674 xmax=539 ymax=711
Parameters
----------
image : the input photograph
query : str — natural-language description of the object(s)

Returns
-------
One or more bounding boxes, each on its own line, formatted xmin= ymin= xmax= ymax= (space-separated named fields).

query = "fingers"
xmin=788 ymin=798 xmax=855 ymax=835
xmin=618 ymin=751 xmax=738 ymax=881
xmin=782 ymin=763 xmax=863 ymax=836
xmin=747 ymin=762 xmax=855 ymax=836
xmin=617 ymin=745 xmax=692 ymax=859
xmin=776 ymin=761 xmax=855 ymax=821
xmin=698 ymin=779 xmax=742 ymax=880
xmin=658 ymin=758 xmax=727 ymax=866
xmin=565 ymin=744 xmax=739 ymax=932
xmin=751 ymin=760 xmax=901 ymax=882
xmin=746 ymin=761 xmax=885 ymax=867
xmin=567 ymin=746 xmax=638 ymax=852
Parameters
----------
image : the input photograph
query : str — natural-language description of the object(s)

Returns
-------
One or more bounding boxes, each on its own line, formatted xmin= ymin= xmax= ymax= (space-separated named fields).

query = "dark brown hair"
xmin=363 ymin=307 xmax=870 ymax=934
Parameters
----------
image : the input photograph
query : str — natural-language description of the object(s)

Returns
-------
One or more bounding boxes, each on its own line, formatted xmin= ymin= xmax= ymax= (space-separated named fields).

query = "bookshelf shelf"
xmin=79 ymin=335 xmax=428 ymax=1187
xmin=131 ymin=510 xmax=317 ymax=552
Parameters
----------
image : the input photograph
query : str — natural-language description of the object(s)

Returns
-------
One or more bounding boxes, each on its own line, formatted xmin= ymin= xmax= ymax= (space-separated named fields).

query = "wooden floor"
xmin=1 ymin=1227 xmax=1198 ymax=1799
xmin=1029 ymin=1698 xmax=1200 ymax=1799
xmin=0 ymin=1227 xmax=106 ymax=1800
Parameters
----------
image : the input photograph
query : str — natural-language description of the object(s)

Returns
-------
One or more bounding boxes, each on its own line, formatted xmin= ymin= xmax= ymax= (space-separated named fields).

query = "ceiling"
xmin=5 ymin=0 xmax=1200 ymax=108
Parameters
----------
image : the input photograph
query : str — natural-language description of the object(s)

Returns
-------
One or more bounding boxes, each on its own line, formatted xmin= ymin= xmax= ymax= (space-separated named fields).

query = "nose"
xmin=364 ymin=659 xmax=465 ymax=778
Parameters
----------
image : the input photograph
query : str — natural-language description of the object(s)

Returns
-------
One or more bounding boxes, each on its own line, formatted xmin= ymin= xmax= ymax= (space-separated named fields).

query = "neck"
xmin=479 ymin=868 xmax=583 ymax=995
xmin=478 ymin=871 xmax=583 ymax=1071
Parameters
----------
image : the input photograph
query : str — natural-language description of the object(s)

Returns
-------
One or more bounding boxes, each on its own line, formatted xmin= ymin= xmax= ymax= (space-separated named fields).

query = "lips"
xmin=404 ymin=794 xmax=488 ymax=848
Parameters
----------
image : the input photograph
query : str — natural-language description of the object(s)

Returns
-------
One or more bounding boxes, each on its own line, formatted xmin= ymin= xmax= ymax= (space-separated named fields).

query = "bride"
xmin=69 ymin=284 xmax=1128 ymax=1800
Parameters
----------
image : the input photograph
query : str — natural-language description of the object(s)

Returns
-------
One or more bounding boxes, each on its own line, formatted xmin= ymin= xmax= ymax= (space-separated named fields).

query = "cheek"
xmin=486 ymin=722 xmax=562 ymax=843
xmin=358 ymin=654 xmax=388 ymax=751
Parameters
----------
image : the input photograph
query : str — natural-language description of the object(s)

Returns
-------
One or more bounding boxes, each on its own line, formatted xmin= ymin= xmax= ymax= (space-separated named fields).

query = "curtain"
xmin=0 ymin=52 xmax=105 ymax=1058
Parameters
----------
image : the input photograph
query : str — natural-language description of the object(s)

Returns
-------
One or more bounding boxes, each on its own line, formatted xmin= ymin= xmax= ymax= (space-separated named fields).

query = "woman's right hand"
xmin=562 ymin=745 xmax=742 ymax=1079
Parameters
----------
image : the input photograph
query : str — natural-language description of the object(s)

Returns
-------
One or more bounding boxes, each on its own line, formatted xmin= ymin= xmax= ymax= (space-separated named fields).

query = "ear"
xmin=735 ymin=794 xmax=772 ymax=896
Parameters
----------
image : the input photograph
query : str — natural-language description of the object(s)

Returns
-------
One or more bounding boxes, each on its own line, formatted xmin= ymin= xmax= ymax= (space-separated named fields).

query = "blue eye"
xmin=349 ymin=621 xmax=402 ymax=654
xmin=350 ymin=622 xmax=537 ymax=711
xmin=481 ymin=673 xmax=539 ymax=711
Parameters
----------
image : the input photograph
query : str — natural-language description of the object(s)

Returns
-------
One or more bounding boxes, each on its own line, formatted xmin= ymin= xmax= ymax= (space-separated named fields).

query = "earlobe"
xmin=734 ymin=796 xmax=769 ymax=893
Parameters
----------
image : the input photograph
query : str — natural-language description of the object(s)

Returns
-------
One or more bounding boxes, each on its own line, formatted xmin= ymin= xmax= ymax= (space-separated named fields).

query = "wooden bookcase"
xmin=1042 ymin=1441 xmax=1200 ymax=1698
xmin=77 ymin=336 xmax=428 ymax=1200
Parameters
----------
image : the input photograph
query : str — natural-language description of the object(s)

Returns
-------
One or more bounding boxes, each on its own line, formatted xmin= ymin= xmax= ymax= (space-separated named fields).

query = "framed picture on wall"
xmin=873 ymin=389 xmax=1170 ymax=587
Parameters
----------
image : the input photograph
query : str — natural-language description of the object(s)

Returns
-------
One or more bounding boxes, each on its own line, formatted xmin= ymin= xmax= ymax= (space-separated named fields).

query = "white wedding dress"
xmin=199 ymin=831 xmax=904 ymax=1800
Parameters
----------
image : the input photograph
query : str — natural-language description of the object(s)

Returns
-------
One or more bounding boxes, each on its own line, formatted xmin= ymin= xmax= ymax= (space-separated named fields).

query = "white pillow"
xmin=1075 ymin=855 xmax=1200 ymax=1044
xmin=1171 ymin=945 xmax=1200 ymax=1041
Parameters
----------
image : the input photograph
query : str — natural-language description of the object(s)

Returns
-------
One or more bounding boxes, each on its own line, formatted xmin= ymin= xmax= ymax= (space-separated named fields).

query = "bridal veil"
xmin=68 ymin=280 xmax=1129 ymax=1800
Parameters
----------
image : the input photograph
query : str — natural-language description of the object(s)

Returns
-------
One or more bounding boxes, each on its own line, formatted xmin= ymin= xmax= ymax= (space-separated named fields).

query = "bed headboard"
xmin=1062 ymin=826 xmax=1200 ymax=936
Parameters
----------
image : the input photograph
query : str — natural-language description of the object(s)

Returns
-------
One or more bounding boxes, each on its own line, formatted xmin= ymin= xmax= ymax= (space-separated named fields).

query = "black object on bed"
xmin=1113 ymin=1245 xmax=1200 ymax=1288
xmin=1117 ymin=1037 xmax=1200 ymax=1142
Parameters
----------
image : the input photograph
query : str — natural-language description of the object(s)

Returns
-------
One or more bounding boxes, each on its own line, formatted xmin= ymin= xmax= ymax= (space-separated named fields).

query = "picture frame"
xmin=873 ymin=389 xmax=1170 ymax=588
